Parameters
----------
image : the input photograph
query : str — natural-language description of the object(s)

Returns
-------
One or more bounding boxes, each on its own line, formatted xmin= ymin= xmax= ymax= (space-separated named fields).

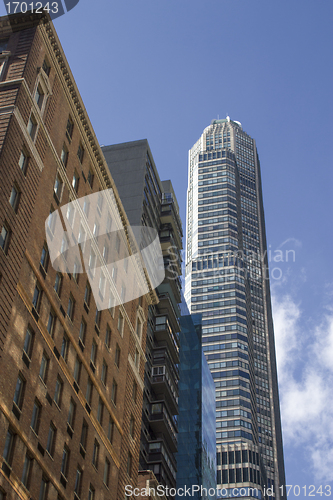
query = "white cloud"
xmin=272 ymin=291 xmax=333 ymax=483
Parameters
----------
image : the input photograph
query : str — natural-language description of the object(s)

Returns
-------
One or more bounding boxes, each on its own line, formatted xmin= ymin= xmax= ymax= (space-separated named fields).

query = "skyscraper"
xmin=185 ymin=118 xmax=286 ymax=499
xmin=102 ymin=140 xmax=183 ymax=494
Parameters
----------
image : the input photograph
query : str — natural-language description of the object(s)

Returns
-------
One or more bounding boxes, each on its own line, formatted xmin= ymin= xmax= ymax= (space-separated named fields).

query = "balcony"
xmin=151 ymin=358 xmax=179 ymax=415
xmin=157 ymin=293 xmax=180 ymax=333
xmin=160 ymin=196 xmax=183 ymax=248
xmin=154 ymin=317 xmax=179 ymax=364
xmin=149 ymin=402 xmax=178 ymax=453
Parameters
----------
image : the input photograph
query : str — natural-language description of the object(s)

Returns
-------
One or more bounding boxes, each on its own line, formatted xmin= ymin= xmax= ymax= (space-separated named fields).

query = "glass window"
xmin=54 ymin=377 xmax=63 ymax=407
xmin=46 ymin=423 xmax=56 ymax=456
xmin=129 ymin=415 xmax=135 ymax=438
xmin=35 ymin=84 xmax=44 ymax=109
xmin=42 ymin=58 xmax=50 ymax=76
xmin=87 ymin=169 xmax=93 ymax=187
xmin=21 ymin=453 xmax=33 ymax=488
xmin=66 ymin=116 xmax=74 ymax=139
xmin=90 ymin=340 xmax=97 ymax=365
xmin=103 ymin=458 xmax=110 ymax=487
xmin=88 ymin=485 xmax=95 ymax=500
xmin=92 ymin=440 xmax=99 ymax=468
xmin=132 ymin=382 xmax=137 ymax=403
xmin=105 ymin=325 xmax=111 ymax=348
xmin=60 ymin=335 xmax=69 ymax=361
xmin=117 ymin=311 xmax=123 ymax=335
xmin=101 ymin=360 xmax=107 ymax=386
xmin=61 ymin=446 xmax=69 ymax=478
xmin=74 ymin=467 xmax=82 ymax=497
xmin=60 ymin=145 xmax=68 ymax=166
xmin=97 ymin=398 xmax=104 ymax=424
xmin=111 ymin=379 xmax=117 ymax=405
xmin=30 ymin=399 xmax=41 ymax=434
xmin=54 ymin=174 xmax=63 ymax=200
xmin=80 ymin=420 xmax=88 ymax=450
xmin=39 ymin=352 xmax=49 ymax=383
xmin=54 ymin=272 xmax=62 ymax=295
xmin=74 ymin=357 xmax=81 ymax=385
xmin=32 ymin=283 xmax=42 ymax=311
xmin=79 ymin=318 xmax=86 ymax=344
xmin=3 ymin=428 xmax=15 ymax=465
xmin=18 ymin=149 xmax=28 ymax=174
xmin=77 ymin=144 xmax=84 ymax=163
xmin=84 ymin=282 xmax=91 ymax=306
xmin=9 ymin=184 xmax=20 ymax=212
xmin=47 ymin=310 xmax=56 ymax=336
xmin=0 ymin=224 xmax=10 ymax=253
xmin=27 ymin=114 xmax=37 ymax=140
xmin=23 ymin=327 xmax=34 ymax=359
xmin=67 ymin=399 xmax=76 ymax=429
xmin=95 ymin=309 xmax=101 ymax=328
xmin=67 ymin=294 xmax=75 ymax=320
xmin=115 ymin=344 xmax=120 ymax=368
xmin=40 ymin=244 xmax=49 ymax=270
xmin=72 ymin=170 xmax=79 ymax=192
xmin=13 ymin=373 xmax=25 ymax=410
xmin=85 ymin=377 xmax=93 ymax=405
xmin=38 ymin=477 xmax=49 ymax=500
xmin=108 ymin=417 xmax=114 ymax=443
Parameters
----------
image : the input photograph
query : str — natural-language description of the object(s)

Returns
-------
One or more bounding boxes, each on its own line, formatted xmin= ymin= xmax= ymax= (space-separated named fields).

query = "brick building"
xmin=0 ymin=12 xmax=156 ymax=500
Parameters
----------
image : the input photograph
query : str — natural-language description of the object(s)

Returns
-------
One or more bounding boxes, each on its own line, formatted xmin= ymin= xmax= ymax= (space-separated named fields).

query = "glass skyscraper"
xmin=185 ymin=118 xmax=286 ymax=499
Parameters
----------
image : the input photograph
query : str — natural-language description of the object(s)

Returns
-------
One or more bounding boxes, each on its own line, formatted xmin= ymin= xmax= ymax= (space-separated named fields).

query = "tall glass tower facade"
xmin=185 ymin=118 xmax=286 ymax=499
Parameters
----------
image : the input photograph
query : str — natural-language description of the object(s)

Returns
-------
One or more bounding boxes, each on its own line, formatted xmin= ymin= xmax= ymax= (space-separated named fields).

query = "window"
xmin=115 ymin=344 xmax=120 ymax=368
xmin=9 ymin=184 xmax=20 ymax=212
xmin=30 ymin=399 xmax=42 ymax=434
xmin=97 ymin=398 xmax=104 ymax=424
xmin=47 ymin=309 xmax=56 ymax=336
xmin=0 ymin=223 xmax=11 ymax=254
xmin=54 ymin=174 xmax=63 ymax=201
xmin=27 ymin=114 xmax=37 ymax=140
xmin=136 ymin=318 xmax=142 ymax=338
xmin=103 ymin=458 xmax=110 ymax=487
xmin=18 ymin=149 xmax=28 ymax=174
xmin=127 ymin=452 xmax=132 ymax=476
xmin=60 ymin=446 xmax=70 ymax=478
xmin=129 ymin=415 xmax=135 ymax=438
xmin=105 ymin=325 xmax=111 ymax=348
xmin=134 ymin=349 xmax=139 ymax=369
xmin=74 ymin=357 xmax=82 ymax=385
xmin=132 ymin=382 xmax=137 ymax=403
xmin=111 ymin=379 xmax=117 ymax=405
xmin=120 ymin=285 xmax=126 ymax=303
xmin=117 ymin=311 xmax=124 ymax=335
xmin=61 ymin=334 xmax=69 ymax=361
xmin=79 ymin=318 xmax=86 ymax=345
xmin=39 ymin=352 xmax=49 ymax=383
xmin=66 ymin=116 xmax=74 ymax=140
xmin=67 ymin=399 xmax=76 ymax=429
xmin=72 ymin=170 xmax=79 ymax=192
xmin=42 ymin=58 xmax=50 ymax=76
xmin=46 ymin=423 xmax=56 ymax=457
xmin=115 ymin=234 xmax=120 ymax=254
xmin=77 ymin=143 xmax=84 ymax=163
xmin=40 ymin=243 xmax=49 ymax=270
xmin=92 ymin=440 xmax=99 ymax=469
xmin=108 ymin=417 xmax=114 ymax=443
xmin=32 ymin=283 xmax=42 ymax=312
xmin=54 ymin=377 xmax=63 ymax=407
xmin=101 ymin=360 xmax=107 ymax=386
xmin=21 ymin=453 xmax=33 ymax=488
xmin=3 ymin=428 xmax=15 ymax=466
xmin=54 ymin=272 xmax=62 ymax=296
xmin=88 ymin=485 xmax=95 ymax=500
xmin=60 ymin=145 xmax=68 ymax=167
xmin=95 ymin=309 xmax=101 ymax=329
xmin=67 ymin=294 xmax=75 ymax=321
xmin=85 ymin=377 xmax=93 ymax=406
xmin=13 ymin=373 xmax=25 ymax=410
xmin=35 ymin=84 xmax=44 ymax=109
xmin=23 ymin=326 xmax=34 ymax=359
xmin=74 ymin=467 xmax=82 ymax=497
xmin=91 ymin=340 xmax=97 ymax=367
xmin=112 ymin=265 xmax=117 ymax=284
xmin=84 ymin=282 xmax=91 ymax=307
xmin=80 ymin=420 xmax=88 ymax=450
xmin=87 ymin=169 xmax=94 ymax=188
xmin=38 ymin=477 xmax=49 ymax=500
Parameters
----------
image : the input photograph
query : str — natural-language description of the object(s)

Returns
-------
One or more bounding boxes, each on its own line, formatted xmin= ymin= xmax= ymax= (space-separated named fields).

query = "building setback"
xmin=0 ymin=12 xmax=156 ymax=500
xmin=102 ymin=140 xmax=183 ymax=496
xmin=185 ymin=118 xmax=286 ymax=499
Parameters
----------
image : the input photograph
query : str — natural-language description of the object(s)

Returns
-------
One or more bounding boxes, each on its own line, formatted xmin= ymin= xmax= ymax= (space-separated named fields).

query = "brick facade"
xmin=0 ymin=12 xmax=156 ymax=500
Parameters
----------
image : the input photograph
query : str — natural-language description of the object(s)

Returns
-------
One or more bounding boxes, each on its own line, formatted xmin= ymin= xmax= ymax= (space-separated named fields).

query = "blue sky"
xmin=3 ymin=0 xmax=333 ymax=496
